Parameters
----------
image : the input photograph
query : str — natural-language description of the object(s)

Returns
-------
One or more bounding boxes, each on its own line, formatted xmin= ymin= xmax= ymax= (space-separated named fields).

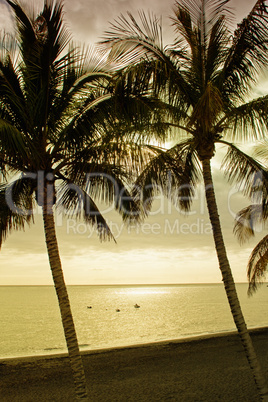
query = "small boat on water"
xmin=134 ymin=304 xmax=140 ymax=308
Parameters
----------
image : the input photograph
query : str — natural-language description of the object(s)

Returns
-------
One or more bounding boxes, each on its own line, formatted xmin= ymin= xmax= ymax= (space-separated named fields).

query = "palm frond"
xmin=45 ymin=48 xmax=112 ymax=142
xmin=172 ymin=0 xmax=232 ymax=89
xmin=224 ymin=95 xmax=268 ymax=141
xmin=101 ymin=11 xmax=164 ymax=63
xmin=41 ymin=0 xmax=70 ymax=58
xmin=56 ymin=181 xmax=114 ymax=241
xmin=101 ymin=10 xmax=202 ymax=110
xmin=100 ymin=10 xmax=191 ymax=98
xmin=0 ymin=120 xmax=31 ymax=168
xmin=6 ymin=1 xmax=36 ymax=46
xmin=233 ymin=204 xmax=266 ymax=243
xmin=69 ymin=160 xmax=140 ymax=221
xmin=247 ymin=234 xmax=268 ymax=294
xmin=133 ymin=140 xmax=201 ymax=216
xmin=205 ymin=14 xmax=230 ymax=82
xmin=60 ymin=78 xmax=172 ymax=154
xmin=0 ymin=48 xmax=29 ymax=133
xmin=0 ymin=178 xmax=34 ymax=247
xmin=189 ymin=81 xmax=223 ymax=130
xmin=7 ymin=0 xmax=69 ymax=63
xmin=221 ymin=141 xmax=268 ymax=199
xmin=69 ymin=72 xmax=112 ymax=98
xmin=253 ymin=140 xmax=268 ymax=165
xmin=6 ymin=0 xmax=73 ymax=138
xmin=88 ymin=170 xmax=141 ymax=222
xmin=173 ymin=0 xmax=233 ymax=32
xmin=220 ymin=0 xmax=268 ymax=100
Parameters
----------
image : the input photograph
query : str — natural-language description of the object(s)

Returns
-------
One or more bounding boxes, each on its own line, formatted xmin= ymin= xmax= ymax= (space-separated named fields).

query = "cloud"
xmin=62 ymin=0 xmax=175 ymax=45
xmin=62 ymin=0 xmax=257 ymax=46
xmin=0 ymin=0 xmax=14 ymax=32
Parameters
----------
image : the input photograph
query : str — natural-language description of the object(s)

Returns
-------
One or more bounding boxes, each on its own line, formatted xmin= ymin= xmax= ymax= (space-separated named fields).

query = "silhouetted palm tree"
xmin=0 ymin=1 xmax=139 ymax=399
xmin=101 ymin=0 xmax=268 ymax=398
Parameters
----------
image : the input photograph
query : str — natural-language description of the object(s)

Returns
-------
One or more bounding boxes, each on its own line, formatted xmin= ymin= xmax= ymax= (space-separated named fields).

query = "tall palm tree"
xmin=0 ymin=0 xmax=140 ymax=400
xmin=101 ymin=0 xmax=268 ymax=399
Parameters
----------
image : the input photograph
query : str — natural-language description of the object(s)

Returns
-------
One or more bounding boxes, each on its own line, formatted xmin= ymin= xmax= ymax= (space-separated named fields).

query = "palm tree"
xmin=232 ymin=141 xmax=268 ymax=294
xmin=0 ymin=1 xmax=139 ymax=400
xmin=101 ymin=0 xmax=268 ymax=399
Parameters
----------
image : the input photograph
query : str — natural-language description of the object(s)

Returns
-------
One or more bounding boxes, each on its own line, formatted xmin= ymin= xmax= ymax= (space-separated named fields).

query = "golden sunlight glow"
xmin=117 ymin=288 xmax=169 ymax=295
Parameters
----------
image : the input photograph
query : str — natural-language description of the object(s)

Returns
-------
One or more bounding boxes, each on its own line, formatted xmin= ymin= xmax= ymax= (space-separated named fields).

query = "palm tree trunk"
xmin=42 ymin=203 xmax=89 ymax=400
xmin=201 ymin=158 xmax=268 ymax=401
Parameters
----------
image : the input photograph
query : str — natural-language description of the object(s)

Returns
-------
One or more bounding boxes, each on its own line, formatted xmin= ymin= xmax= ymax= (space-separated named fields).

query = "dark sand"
xmin=1 ymin=327 xmax=268 ymax=401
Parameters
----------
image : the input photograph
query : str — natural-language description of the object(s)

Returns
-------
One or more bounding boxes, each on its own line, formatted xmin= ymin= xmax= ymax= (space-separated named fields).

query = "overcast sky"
xmin=0 ymin=0 xmax=267 ymax=286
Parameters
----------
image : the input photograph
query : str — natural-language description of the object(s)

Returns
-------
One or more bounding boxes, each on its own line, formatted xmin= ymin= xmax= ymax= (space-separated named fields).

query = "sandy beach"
xmin=1 ymin=327 xmax=268 ymax=401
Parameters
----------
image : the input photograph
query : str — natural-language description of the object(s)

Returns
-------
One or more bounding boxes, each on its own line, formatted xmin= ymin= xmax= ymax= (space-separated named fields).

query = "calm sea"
xmin=0 ymin=283 xmax=267 ymax=359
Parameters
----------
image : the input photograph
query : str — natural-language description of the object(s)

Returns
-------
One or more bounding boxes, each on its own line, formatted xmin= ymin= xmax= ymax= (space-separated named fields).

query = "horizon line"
xmin=0 ymin=282 xmax=254 ymax=287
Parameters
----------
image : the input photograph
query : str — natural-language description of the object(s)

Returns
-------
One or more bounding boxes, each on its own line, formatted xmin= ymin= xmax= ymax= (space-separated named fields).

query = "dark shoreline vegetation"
xmin=1 ymin=0 xmax=268 ymax=400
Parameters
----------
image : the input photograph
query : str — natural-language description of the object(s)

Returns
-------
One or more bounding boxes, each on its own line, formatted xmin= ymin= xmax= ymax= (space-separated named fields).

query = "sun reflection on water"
xmin=116 ymin=287 xmax=170 ymax=295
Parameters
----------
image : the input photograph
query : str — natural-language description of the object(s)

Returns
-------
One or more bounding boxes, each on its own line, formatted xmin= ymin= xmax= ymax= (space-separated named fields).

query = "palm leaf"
xmin=253 ymin=139 xmax=268 ymax=165
xmin=221 ymin=141 xmax=268 ymax=199
xmin=188 ymin=81 xmax=223 ymax=130
xmin=220 ymin=0 xmax=268 ymax=101
xmin=6 ymin=0 xmax=36 ymax=46
xmin=233 ymin=204 xmax=267 ymax=243
xmin=224 ymin=95 xmax=268 ymax=141
xmin=247 ymin=234 xmax=268 ymax=294
xmin=56 ymin=180 xmax=114 ymax=241
xmin=101 ymin=11 xmax=164 ymax=63
xmin=0 ymin=120 xmax=31 ymax=168
xmin=100 ymin=11 xmax=195 ymax=105
xmin=172 ymin=0 xmax=232 ymax=93
xmin=133 ymin=140 xmax=201 ymax=216
xmin=0 ymin=178 xmax=34 ymax=247
xmin=173 ymin=0 xmax=233 ymax=35
xmin=205 ymin=14 xmax=229 ymax=82
xmin=0 ymin=51 xmax=29 ymax=134
xmin=63 ymin=152 xmax=141 ymax=222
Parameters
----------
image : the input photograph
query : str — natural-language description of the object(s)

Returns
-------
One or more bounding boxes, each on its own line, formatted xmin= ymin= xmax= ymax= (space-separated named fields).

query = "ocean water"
xmin=0 ymin=283 xmax=267 ymax=359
